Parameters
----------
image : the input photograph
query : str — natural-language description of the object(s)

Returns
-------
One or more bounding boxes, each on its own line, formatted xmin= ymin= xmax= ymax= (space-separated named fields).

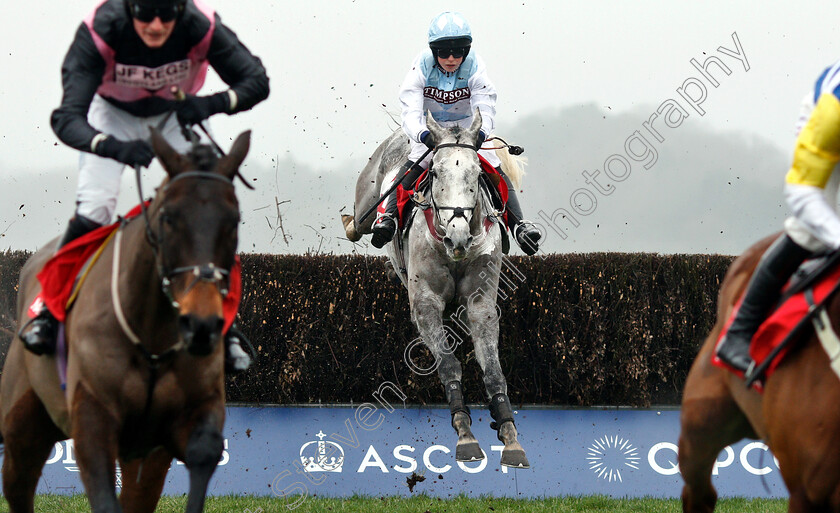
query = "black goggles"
xmin=128 ymin=2 xmax=184 ymax=23
xmin=434 ymin=47 xmax=468 ymax=59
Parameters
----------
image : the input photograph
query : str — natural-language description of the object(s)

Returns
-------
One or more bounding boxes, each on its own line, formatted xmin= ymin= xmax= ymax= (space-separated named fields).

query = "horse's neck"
xmin=113 ymin=212 xmax=179 ymax=350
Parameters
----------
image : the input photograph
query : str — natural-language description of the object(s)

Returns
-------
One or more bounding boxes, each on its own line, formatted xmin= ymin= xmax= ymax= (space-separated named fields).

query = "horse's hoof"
xmin=455 ymin=439 xmax=484 ymax=462
xmin=341 ymin=214 xmax=362 ymax=242
xmin=501 ymin=446 xmax=530 ymax=469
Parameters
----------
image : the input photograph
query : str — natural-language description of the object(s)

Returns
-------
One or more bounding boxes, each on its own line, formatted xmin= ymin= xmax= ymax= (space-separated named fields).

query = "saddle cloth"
xmin=712 ymin=255 xmax=840 ymax=386
xmin=35 ymin=204 xmax=241 ymax=333
xmin=395 ymin=154 xmax=509 ymax=228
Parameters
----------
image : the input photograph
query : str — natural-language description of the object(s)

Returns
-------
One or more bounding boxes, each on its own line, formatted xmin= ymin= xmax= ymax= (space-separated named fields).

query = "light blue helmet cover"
xmin=428 ymin=11 xmax=472 ymax=46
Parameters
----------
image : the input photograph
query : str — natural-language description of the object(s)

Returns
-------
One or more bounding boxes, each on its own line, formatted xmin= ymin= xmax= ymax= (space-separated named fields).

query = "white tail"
xmin=494 ymin=140 xmax=527 ymax=190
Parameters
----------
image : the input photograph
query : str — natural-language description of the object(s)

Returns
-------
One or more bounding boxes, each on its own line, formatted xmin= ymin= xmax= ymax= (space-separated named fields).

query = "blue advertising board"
xmin=19 ymin=405 xmax=786 ymax=499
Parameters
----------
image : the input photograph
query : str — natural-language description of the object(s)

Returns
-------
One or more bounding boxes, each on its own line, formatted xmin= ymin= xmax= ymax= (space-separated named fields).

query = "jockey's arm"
xmin=785 ymin=92 xmax=840 ymax=249
xmin=399 ymin=55 xmax=429 ymax=143
xmin=467 ymin=55 xmax=497 ymax=137
xmin=206 ymin=14 xmax=269 ymax=115
xmin=50 ymin=23 xmax=106 ymax=154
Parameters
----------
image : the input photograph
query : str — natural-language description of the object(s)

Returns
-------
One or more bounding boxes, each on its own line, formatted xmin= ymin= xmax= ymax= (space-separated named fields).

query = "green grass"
xmin=0 ymin=495 xmax=788 ymax=512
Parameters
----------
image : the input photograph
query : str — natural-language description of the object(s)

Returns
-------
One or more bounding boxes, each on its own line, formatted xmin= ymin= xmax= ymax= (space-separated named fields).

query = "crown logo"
xmin=300 ymin=431 xmax=344 ymax=472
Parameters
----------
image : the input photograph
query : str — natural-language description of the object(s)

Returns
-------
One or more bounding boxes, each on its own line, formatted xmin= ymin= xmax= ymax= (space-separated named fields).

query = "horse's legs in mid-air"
xmin=171 ymin=408 xmax=225 ymax=513
xmin=412 ymin=287 xmax=484 ymax=462
xmin=460 ymin=257 xmax=529 ymax=469
xmin=679 ymin=342 xmax=755 ymax=513
xmin=1 ymin=389 xmax=65 ymax=513
xmin=119 ymin=448 xmax=173 ymax=513
xmin=71 ymin=384 xmax=123 ymax=513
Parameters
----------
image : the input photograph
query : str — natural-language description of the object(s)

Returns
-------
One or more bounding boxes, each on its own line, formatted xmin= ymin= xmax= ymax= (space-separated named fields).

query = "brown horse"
xmin=0 ymin=128 xmax=250 ymax=513
xmin=679 ymin=233 xmax=840 ymax=512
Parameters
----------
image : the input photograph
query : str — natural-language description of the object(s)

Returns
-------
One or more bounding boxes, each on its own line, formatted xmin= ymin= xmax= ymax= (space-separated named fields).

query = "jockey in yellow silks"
xmin=717 ymin=62 xmax=840 ymax=374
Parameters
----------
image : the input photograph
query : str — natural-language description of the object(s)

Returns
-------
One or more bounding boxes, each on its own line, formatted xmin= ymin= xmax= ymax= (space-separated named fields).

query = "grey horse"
xmin=342 ymin=110 xmax=529 ymax=468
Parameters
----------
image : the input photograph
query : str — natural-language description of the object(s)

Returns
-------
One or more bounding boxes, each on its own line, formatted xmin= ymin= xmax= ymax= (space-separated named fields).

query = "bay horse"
xmin=679 ymin=233 xmax=840 ymax=512
xmin=343 ymin=110 xmax=529 ymax=468
xmin=0 ymin=128 xmax=250 ymax=513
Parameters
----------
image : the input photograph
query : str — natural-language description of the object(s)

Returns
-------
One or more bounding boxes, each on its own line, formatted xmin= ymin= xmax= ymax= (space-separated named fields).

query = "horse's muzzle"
xmin=443 ymin=235 xmax=474 ymax=260
xmin=178 ymin=314 xmax=224 ymax=356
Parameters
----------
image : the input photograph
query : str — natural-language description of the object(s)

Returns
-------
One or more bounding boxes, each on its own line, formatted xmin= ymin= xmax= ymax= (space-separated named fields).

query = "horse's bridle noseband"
xmin=144 ymin=170 xmax=236 ymax=307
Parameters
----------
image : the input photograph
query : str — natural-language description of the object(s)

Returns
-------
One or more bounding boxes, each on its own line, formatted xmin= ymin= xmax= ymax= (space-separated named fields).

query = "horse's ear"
xmin=216 ymin=130 xmax=251 ymax=180
xmin=466 ymin=107 xmax=482 ymax=144
xmin=426 ymin=111 xmax=445 ymax=145
xmin=149 ymin=127 xmax=188 ymax=177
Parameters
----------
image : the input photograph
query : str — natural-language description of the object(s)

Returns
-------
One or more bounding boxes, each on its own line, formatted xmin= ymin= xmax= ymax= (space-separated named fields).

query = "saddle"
xmin=713 ymin=250 xmax=840 ymax=388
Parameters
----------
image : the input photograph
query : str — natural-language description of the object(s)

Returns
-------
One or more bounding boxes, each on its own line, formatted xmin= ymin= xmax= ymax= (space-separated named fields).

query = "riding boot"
xmin=716 ymin=234 xmax=811 ymax=374
xmin=371 ymin=192 xmax=398 ymax=249
xmin=224 ymin=324 xmax=255 ymax=374
xmin=446 ymin=380 xmax=471 ymax=430
xmin=489 ymin=392 xmax=516 ymax=441
xmin=497 ymin=167 xmax=541 ymax=256
xmin=19 ymin=213 xmax=103 ymax=355
xmin=371 ymin=163 xmax=424 ymax=248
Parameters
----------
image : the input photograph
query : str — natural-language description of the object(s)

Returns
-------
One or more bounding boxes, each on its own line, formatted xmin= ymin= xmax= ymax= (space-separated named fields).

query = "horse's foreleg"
xmin=445 ymin=380 xmax=483 ymax=462
xmin=413 ymin=295 xmax=482 ymax=461
xmin=466 ymin=287 xmax=529 ymax=469
xmin=1 ymin=389 xmax=65 ymax=513
xmin=71 ymin=384 xmax=122 ymax=513
xmin=119 ymin=447 xmax=173 ymax=513
xmin=175 ymin=410 xmax=224 ymax=513
xmin=679 ymin=349 xmax=755 ymax=513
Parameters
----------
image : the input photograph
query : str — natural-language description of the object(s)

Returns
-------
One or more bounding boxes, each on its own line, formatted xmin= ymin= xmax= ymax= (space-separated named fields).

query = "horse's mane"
xmin=187 ymin=145 xmax=220 ymax=172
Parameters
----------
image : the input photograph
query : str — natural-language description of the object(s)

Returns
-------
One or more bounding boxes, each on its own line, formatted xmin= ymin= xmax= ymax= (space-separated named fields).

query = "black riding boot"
xmin=19 ymin=213 xmax=102 ymax=355
xmin=489 ymin=392 xmax=516 ymax=439
xmin=716 ymin=234 xmax=811 ymax=373
xmin=371 ymin=162 xmax=424 ymax=248
xmin=497 ymin=167 xmax=541 ymax=256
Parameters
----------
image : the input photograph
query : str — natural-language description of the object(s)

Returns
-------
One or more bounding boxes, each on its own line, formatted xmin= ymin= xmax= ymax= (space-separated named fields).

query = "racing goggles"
xmin=434 ymin=47 xmax=468 ymax=59
xmin=128 ymin=2 xmax=185 ymax=23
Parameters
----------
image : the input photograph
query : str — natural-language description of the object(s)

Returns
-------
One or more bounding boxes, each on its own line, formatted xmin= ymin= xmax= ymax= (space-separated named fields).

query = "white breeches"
xmin=75 ymin=95 xmax=210 ymax=225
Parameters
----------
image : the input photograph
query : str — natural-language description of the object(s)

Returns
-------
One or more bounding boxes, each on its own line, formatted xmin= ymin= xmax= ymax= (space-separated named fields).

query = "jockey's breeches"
xmin=75 ymin=95 xmax=212 ymax=225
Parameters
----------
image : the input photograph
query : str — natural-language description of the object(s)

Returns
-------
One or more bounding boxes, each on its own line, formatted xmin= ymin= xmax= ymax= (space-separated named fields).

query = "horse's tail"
xmin=495 ymin=141 xmax=527 ymax=190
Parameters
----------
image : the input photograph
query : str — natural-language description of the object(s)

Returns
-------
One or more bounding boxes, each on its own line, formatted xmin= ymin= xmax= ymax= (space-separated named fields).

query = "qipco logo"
xmin=648 ymin=442 xmax=780 ymax=476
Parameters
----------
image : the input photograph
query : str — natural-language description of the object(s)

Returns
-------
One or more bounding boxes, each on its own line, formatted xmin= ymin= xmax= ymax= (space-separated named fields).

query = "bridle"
xmin=426 ymin=142 xmax=481 ymax=236
xmin=133 ymin=111 xmax=237 ymax=309
xmin=153 ymin=171 xmax=235 ymax=306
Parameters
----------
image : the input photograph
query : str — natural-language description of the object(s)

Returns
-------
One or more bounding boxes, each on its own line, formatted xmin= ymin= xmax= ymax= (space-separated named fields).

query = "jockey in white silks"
xmin=370 ymin=11 xmax=541 ymax=255
xmin=716 ymin=60 xmax=840 ymax=376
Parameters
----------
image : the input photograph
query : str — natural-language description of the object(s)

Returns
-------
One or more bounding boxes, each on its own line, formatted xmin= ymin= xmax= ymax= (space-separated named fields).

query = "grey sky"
xmin=2 ymin=1 xmax=838 ymax=255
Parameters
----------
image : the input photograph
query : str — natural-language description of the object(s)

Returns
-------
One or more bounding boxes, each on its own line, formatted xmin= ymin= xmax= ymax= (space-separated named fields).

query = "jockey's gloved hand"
xmin=420 ymin=130 xmax=435 ymax=149
xmin=176 ymin=92 xmax=229 ymax=126
xmin=95 ymin=136 xmax=155 ymax=167
xmin=475 ymin=130 xmax=487 ymax=149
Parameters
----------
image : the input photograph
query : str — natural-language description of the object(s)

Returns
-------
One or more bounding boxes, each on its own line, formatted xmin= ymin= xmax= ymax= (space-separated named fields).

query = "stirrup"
xmin=742 ymin=360 xmax=758 ymax=384
xmin=225 ymin=327 xmax=256 ymax=374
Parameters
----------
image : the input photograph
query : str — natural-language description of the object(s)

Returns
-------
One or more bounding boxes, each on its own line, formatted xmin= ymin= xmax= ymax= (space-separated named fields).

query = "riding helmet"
xmin=428 ymin=11 xmax=472 ymax=56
